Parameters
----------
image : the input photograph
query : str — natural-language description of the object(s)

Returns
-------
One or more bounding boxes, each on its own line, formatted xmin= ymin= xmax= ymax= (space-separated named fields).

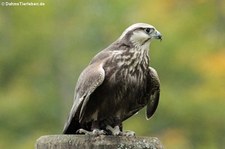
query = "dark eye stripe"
xmin=126 ymin=27 xmax=153 ymax=36
xmin=145 ymin=28 xmax=151 ymax=33
xmin=144 ymin=27 xmax=155 ymax=34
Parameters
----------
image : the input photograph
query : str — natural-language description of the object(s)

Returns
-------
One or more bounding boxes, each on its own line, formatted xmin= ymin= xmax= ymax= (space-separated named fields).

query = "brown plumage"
xmin=63 ymin=23 xmax=162 ymax=136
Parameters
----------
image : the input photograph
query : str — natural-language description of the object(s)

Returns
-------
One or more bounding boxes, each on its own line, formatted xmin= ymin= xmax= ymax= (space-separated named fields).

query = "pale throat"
xmin=130 ymin=31 xmax=151 ymax=48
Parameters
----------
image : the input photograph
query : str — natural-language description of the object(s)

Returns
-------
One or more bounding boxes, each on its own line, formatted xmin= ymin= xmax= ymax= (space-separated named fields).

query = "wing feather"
xmin=146 ymin=67 xmax=160 ymax=120
xmin=63 ymin=62 xmax=105 ymax=133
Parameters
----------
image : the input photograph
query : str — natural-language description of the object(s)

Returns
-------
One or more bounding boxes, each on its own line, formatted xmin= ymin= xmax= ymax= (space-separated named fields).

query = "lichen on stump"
xmin=36 ymin=135 xmax=164 ymax=149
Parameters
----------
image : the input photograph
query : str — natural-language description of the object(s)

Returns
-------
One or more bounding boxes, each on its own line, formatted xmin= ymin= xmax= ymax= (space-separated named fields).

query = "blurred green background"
xmin=0 ymin=0 xmax=225 ymax=148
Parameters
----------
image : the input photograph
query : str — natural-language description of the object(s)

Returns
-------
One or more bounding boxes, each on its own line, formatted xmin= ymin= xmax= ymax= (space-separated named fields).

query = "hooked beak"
xmin=152 ymin=30 xmax=162 ymax=41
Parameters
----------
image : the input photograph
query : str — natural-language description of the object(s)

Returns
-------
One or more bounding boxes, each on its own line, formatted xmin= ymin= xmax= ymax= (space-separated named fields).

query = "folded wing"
xmin=146 ymin=67 xmax=160 ymax=120
xmin=63 ymin=62 xmax=105 ymax=134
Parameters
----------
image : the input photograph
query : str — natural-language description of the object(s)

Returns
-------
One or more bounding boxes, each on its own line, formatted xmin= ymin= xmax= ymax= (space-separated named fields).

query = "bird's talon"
xmin=76 ymin=128 xmax=90 ymax=134
xmin=106 ymin=125 xmax=121 ymax=136
xmin=76 ymin=128 xmax=106 ymax=136
xmin=122 ymin=130 xmax=136 ymax=137
xmin=92 ymin=129 xmax=106 ymax=135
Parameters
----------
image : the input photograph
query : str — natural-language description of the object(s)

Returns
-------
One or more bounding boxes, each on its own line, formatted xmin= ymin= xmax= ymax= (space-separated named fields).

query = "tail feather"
xmin=63 ymin=117 xmax=80 ymax=134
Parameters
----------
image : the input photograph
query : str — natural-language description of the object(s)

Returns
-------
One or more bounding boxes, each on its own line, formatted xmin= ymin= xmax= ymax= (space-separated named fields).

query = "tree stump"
xmin=35 ymin=135 xmax=164 ymax=149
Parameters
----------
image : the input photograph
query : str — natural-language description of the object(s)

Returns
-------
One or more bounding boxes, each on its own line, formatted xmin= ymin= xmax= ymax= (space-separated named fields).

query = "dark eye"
xmin=145 ymin=28 xmax=151 ymax=33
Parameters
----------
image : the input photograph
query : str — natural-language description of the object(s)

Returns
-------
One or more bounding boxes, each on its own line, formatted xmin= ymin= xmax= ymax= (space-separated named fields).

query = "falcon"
xmin=63 ymin=23 xmax=162 ymax=136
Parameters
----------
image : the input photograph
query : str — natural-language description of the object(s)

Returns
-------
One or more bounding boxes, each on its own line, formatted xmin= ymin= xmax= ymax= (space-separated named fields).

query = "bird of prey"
xmin=63 ymin=23 xmax=162 ymax=136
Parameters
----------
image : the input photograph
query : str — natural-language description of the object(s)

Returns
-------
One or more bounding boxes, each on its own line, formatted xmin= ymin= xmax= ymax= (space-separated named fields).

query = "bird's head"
xmin=119 ymin=23 xmax=162 ymax=48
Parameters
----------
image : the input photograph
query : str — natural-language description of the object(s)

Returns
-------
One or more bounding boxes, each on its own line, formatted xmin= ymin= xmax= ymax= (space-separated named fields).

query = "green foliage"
xmin=0 ymin=0 xmax=225 ymax=148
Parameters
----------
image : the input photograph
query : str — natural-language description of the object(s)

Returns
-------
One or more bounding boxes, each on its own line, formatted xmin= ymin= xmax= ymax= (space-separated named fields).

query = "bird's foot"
xmin=106 ymin=125 xmax=135 ymax=136
xmin=76 ymin=128 xmax=106 ymax=136
xmin=121 ymin=130 xmax=136 ymax=137
xmin=106 ymin=125 xmax=121 ymax=136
